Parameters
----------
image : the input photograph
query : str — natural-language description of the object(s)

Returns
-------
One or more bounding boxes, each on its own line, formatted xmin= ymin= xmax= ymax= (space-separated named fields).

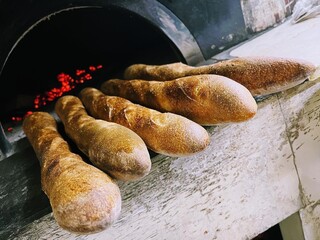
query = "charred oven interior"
xmin=0 ymin=7 xmax=184 ymax=126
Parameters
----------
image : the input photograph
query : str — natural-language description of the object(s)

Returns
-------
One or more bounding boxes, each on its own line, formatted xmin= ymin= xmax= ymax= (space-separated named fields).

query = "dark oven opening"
xmin=0 ymin=6 xmax=184 ymax=130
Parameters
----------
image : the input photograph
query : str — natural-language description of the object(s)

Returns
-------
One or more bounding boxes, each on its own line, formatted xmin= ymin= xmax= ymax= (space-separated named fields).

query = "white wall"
xmin=240 ymin=0 xmax=296 ymax=32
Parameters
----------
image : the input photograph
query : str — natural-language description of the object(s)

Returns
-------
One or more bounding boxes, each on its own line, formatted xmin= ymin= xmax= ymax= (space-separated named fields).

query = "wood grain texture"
xmin=277 ymin=80 xmax=320 ymax=204
xmin=300 ymin=202 xmax=320 ymax=240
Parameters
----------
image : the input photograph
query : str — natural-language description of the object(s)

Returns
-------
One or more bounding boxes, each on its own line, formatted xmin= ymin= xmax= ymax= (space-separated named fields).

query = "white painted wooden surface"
xmin=279 ymin=79 xmax=320 ymax=205
xmin=278 ymin=80 xmax=320 ymax=240
xmin=300 ymin=203 xmax=320 ymax=240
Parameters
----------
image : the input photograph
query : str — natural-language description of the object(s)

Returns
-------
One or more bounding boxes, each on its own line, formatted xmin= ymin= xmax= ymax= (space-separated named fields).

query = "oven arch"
xmin=0 ymin=0 xmax=204 ymax=122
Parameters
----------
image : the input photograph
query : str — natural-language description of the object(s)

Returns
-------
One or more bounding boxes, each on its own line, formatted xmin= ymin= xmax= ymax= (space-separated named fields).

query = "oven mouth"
xmin=0 ymin=4 xmax=197 ymax=163
xmin=0 ymin=6 xmax=187 ymax=131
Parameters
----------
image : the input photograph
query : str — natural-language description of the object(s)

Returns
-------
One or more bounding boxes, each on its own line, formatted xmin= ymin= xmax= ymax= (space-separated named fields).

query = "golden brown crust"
xmin=54 ymin=95 xmax=151 ymax=181
xmin=123 ymin=56 xmax=316 ymax=96
xmin=100 ymin=74 xmax=257 ymax=126
xmin=124 ymin=62 xmax=188 ymax=81
xmin=79 ymin=87 xmax=210 ymax=157
xmin=22 ymin=112 xmax=122 ymax=234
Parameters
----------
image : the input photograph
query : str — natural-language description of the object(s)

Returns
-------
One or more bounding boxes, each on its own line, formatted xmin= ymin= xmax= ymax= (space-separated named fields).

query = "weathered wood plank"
xmin=300 ymin=202 xmax=320 ymax=240
xmin=278 ymin=80 xmax=320 ymax=204
xmin=10 ymin=93 xmax=302 ymax=240
xmin=277 ymin=75 xmax=320 ymax=240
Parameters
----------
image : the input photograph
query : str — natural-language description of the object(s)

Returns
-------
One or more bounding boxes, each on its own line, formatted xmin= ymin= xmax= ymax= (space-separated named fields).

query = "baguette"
xmin=55 ymin=95 xmax=151 ymax=181
xmin=22 ymin=112 xmax=121 ymax=234
xmin=79 ymin=87 xmax=210 ymax=157
xmin=123 ymin=56 xmax=316 ymax=96
xmin=100 ymin=74 xmax=257 ymax=126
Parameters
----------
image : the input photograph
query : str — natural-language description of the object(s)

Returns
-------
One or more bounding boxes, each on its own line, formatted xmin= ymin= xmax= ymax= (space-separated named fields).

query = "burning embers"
xmin=33 ymin=64 xmax=102 ymax=109
xmin=5 ymin=64 xmax=103 ymax=131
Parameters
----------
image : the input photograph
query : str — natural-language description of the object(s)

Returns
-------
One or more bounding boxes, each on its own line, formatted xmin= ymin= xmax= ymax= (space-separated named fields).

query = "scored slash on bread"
xmin=22 ymin=112 xmax=122 ymax=234
xmin=123 ymin=56 xmax=316 ymax=96
xmin=55 ymin=95 xmax=152 ymax=181
xmin=100 ymin=74 xmax=258 ymax=126
xmin=79 ymin=87 xmax=210 ymax=157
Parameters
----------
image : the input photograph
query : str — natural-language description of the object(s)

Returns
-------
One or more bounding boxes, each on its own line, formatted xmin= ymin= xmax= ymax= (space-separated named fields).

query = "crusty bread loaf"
xmin=79 ymin=87 xmax=210 ymax=157
xmin=55 ymin=95 xmax=151 ymax=181
xmin=100 ymin=74 xmax=257 ymax=126
xmin=22 ymin=112 xmax=122 ymax=234
xmin=123 ymin=56 xmax=316 ymax=96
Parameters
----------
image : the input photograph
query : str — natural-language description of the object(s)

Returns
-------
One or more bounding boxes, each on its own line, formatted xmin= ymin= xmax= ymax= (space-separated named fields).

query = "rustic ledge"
xmin=9 ymin=79 xmax=320 ymax=240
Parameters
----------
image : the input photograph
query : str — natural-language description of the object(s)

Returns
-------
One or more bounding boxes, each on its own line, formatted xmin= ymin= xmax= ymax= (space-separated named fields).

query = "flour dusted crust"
xmin=100 ymin=74 xmax=258 ymax=126
xmin=123 ymin=56 xmax=316 ymax=96
xmin=22 ymin=112 xmax=122 ymax=234
xmin=79 ymin=87 xmax=210 ymax=157
xmin=124 ymin=62 xmax=188 ymax=81
xmin=55 ymin=95 xmax=151 ymax=181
